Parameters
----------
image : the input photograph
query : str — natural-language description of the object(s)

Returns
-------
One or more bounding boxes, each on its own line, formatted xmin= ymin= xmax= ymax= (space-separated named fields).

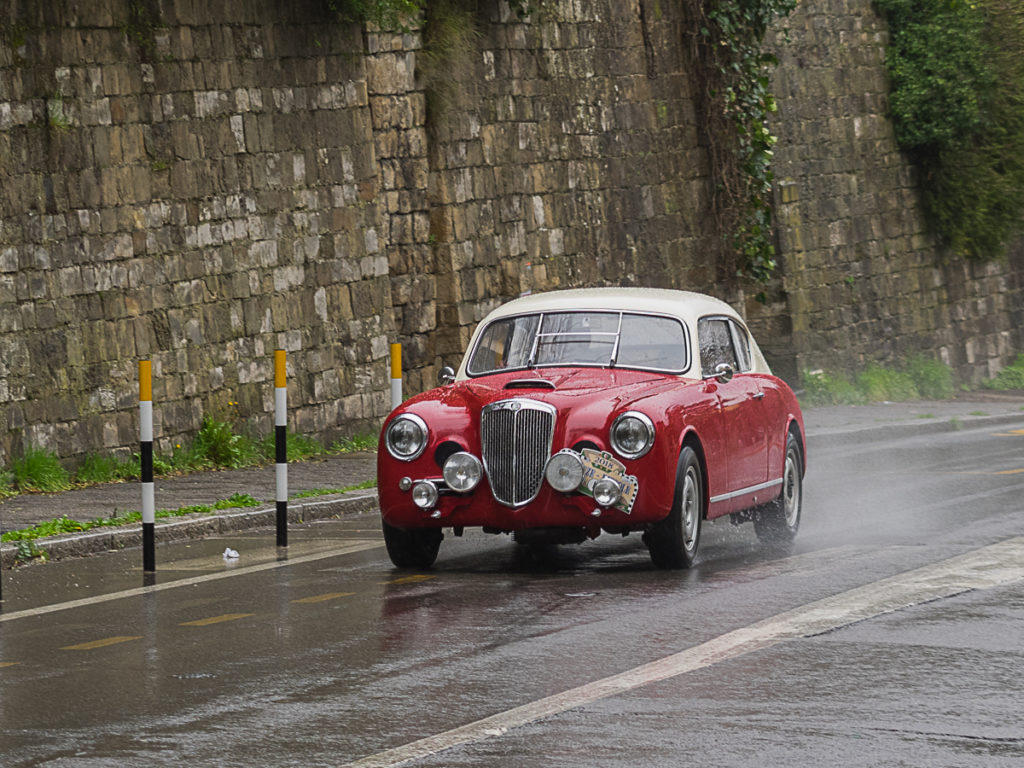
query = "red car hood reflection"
xmin=408 ymin=368 xmax=690 ymax=413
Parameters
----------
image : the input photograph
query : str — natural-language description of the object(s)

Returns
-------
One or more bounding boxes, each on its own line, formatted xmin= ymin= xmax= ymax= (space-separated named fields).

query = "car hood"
xmin=402 ymin=368 xmax=694 ymax=415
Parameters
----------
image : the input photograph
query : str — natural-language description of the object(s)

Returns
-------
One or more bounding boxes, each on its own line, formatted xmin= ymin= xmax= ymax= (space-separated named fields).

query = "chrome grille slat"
xmin=481 ymin=399 xmax=555 ymax=507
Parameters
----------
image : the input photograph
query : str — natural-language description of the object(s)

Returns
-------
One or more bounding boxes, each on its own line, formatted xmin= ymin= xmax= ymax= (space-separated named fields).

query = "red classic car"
xmin=377 ymin=288 xmax=806 ymax=569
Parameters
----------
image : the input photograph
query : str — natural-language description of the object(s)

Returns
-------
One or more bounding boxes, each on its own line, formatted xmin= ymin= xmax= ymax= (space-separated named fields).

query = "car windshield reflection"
xmin=467 ymin=311 xmax=689 ymax=376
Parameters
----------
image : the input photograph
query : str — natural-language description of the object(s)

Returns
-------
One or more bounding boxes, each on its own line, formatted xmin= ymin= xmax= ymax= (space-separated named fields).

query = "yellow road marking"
xmin=382 ymin=574 xmax=435 ymax=585
xmin=1 ymin=661 xmax=21 ymax=668
xmin=62 ymin=636 xmax=142 ymax=651
xmin=961 ymin=468 xmax=1024 ymax=475
xmin=180 ymin=613 xmax=254 ymax=627
xmin=993 ymin=429 xmax=1024 ymax=436
xmin=292 ymin=591 xmax=356 ymax=604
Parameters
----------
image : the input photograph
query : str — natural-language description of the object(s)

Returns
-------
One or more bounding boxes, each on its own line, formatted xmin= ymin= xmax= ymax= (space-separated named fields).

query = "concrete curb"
xmin=806 ymin=411 xmax=1024 ymax=450
xmin=0 ymin=490 xmax=377 ymax=569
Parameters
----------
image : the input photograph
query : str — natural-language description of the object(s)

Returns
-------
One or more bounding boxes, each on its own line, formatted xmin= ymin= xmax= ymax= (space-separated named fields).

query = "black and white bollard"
xmin=140 ymin=360 xmax=155 ymax=572
xmin=275 ymin=350 xmax=288 ymax=548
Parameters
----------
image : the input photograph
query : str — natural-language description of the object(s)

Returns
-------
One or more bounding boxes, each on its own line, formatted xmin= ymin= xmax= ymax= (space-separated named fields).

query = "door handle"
xmin=753 ymin=392 xmax=766 ymax=400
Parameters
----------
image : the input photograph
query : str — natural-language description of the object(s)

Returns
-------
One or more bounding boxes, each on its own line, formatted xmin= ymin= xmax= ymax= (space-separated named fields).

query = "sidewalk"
xmin=3 ymin=393 xmax=1024 ymax=567
xmin=0 ymin=452 xmax=378 ymax=567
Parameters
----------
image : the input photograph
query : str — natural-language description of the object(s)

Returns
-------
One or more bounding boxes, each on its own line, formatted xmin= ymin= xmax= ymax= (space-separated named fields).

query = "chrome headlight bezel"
xmin=591 ymin=477 xmax=623 ymax=508
xmin=545 ymin=450 xmax=585 ymax=493
xmin=385 ymin=413 xmax=429 ymax=461
xmin=411 ymin=480 xmax=439 ymax=509
xmin=610 ymin=411 xmax=655 ymax=460
xmin=442 ymin=451 xmax=483 ymax=493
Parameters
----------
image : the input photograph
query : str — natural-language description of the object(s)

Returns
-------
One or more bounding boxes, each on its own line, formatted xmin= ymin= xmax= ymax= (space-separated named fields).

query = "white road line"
xmin=0 ymin=540 xmax=382 ymax=623
xmin=341 ymin=536 xmax=1024 ymax=768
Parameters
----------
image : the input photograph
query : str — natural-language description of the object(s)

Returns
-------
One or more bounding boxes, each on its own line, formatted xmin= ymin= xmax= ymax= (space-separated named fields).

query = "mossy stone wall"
xmin=1 ymin=0 xmax=1021 ymax=464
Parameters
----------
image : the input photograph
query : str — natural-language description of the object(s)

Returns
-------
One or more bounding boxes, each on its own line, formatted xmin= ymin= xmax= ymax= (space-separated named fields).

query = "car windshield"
xmin=466 ymin=311 xmax=689 ymax=375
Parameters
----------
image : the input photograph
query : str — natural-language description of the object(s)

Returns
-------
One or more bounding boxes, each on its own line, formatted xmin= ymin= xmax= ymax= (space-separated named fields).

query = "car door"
xmin=697 ymin=316 xmax=769 ymax=508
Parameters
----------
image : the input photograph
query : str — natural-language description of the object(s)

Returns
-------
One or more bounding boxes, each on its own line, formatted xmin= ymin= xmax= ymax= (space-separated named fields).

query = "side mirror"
xmin=706 ymin=362 xmax=734 ymax=384
xmin=438 ymin=366 xmax=456 ymax=386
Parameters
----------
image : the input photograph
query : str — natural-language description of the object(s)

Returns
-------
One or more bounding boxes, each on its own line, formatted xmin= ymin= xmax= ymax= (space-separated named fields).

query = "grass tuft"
xmin=190 ymin=417 xmax=260 ymax=469
xmin=1 ymin=494 xmax=268 ymax=545
xmin=330 ymin=433 xmax=378 ymax=453
xmin=12 ymin=448 xmax=72 ymax=493
xmin=75 ymin=454 xmax=139 ymax=485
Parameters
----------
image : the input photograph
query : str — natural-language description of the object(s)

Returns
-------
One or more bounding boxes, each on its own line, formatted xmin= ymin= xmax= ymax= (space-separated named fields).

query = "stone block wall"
xmin=752 ymin=0 xmax=1024 ymax=384
xmin=0 ymin=0 xmax=396 ymax=463
xmin=1 ymin=0 xmax=1023 ymax=468
xmin=419 ymin=1 xmax=714 ymax=373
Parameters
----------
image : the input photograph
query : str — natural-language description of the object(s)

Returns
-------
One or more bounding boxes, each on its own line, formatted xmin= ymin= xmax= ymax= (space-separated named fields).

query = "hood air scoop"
xmin=504 ymin=378 xmax=556 ymax=391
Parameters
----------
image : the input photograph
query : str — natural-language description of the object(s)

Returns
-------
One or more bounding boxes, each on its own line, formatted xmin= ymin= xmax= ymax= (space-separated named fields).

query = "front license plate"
xmin=579 ymin=448 xmax=639 ymax=514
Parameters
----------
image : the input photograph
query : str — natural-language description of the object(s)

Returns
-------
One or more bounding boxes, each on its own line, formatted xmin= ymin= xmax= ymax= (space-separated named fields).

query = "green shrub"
xmin=875 ymin=0 xmax=1024 ymax=259
xmin=802 ymin=356 xmax=955 ymax=405
xmin=801 ymin=369 xmax=867 ymax=406
xmin=984 ymin=354 xmax=1024 ymax=389
xmin=0 ymin=468 xmax=15 ymax=498
xmin=907 ymin=354 xmax=955 ymax=399
xmin=260 ymin=431 xmax=326 ymax=463
xmin=190 ymin=417 xmax=259 ymax=469
xmin=12 ymin=447 xmax=72 ymax=493
xmin=75 ymin=454 xmax=139 ymax=485
xmin=857 ymin=365 xmax=919 ymax=402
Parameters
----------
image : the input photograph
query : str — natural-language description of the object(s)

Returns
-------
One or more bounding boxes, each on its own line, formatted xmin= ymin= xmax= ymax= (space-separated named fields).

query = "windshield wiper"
xmin=608 ymin=312 xmax=623 ymax=367
xmin=526 ymin=312 xmax=544 ymax=368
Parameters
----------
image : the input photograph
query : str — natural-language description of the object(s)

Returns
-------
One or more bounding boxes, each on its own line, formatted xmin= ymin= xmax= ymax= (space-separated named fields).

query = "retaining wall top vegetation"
xmin=0 ymin=0 xmax=1021 ymax=464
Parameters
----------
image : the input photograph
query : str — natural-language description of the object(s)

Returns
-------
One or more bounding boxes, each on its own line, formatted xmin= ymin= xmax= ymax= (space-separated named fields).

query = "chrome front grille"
xmin=480 ymin=399 xmax=556 ymax=507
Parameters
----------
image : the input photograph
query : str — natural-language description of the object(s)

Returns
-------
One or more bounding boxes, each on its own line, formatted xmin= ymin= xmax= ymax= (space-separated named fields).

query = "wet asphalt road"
xmin=1 ymin=422 xmax=1023 ymax=767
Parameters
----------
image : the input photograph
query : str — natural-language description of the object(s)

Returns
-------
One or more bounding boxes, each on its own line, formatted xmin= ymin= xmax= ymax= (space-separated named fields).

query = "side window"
xmin=698 ymin=318 xmax=739 ymax=374
xmin=730 ymin=321 xmax=752 ymax=372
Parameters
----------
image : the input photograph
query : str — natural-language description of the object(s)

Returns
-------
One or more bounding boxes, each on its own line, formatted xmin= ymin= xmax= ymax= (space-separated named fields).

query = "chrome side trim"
xmin=710 ymin=477 xmax=783 ymax=504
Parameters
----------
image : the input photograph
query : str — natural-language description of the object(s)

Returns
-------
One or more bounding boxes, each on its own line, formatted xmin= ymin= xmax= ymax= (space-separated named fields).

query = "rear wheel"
xmin=646 ymin=446 xmax=703 ymax=569
xmin=754 ymin=432 xmax=803 ymax=547
xmin=382 ymin=520 xmax=443 ymax=569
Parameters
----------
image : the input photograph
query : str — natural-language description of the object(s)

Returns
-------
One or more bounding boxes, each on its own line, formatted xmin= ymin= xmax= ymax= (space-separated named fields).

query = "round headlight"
xmin=443 ymin=452 xmax=483 ymax=493
xmin=592 ymin=477 xmax=622 ymax=508
xmin=411 ymin=480 xmax=439 ymax=509
xmin=545 ymin=450 xmax=585 ymax=493
xmin=385 ymin=414 xmax=428 ymax=460
xmin=610 ymin=412 xmax=655 ymax=459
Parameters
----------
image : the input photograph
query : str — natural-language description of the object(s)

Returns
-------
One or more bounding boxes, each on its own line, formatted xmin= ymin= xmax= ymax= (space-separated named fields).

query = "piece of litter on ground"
xmin=223 ymin=548 xmax=239 ymax=559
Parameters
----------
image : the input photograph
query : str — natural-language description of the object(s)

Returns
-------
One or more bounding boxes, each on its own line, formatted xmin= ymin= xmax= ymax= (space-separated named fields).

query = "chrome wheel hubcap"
xmin=682 ymin=466 xmax=699 ymax=552
xmin=783 ymin=448 xmax=801 ymax=528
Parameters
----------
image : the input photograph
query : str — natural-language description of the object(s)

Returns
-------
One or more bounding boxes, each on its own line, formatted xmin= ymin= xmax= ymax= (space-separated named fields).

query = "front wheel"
xmin=646 ymin=446 xmax=703 ymax=569
xmin=382 ymin=520 xmax=443 ymax=569
xmin=754 ymin=432 xmax=803 ymax=547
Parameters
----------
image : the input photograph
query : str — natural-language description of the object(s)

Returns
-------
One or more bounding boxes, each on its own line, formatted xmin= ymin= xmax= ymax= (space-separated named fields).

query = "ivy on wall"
xmin=875 ymin=0 xmax=1024 ymax=260
xmin=686 ymin=0 xmax=796 ymax=284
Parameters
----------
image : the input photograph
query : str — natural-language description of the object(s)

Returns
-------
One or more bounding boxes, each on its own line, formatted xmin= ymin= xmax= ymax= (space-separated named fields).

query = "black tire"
xmin=646 ymin=446 xmax=703 ymax=569
xmin=754 ymin=431 xmax=803 ymax=547
xmin=382 ymin=520 xmax=443 ymax=569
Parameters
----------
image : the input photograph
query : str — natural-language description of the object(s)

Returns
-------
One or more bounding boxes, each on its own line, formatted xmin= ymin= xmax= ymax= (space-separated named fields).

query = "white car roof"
xmin=479 ymin=288 xmax=743 ymax=326
xmin=457 ymin=288 xmax=772 ymax=379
